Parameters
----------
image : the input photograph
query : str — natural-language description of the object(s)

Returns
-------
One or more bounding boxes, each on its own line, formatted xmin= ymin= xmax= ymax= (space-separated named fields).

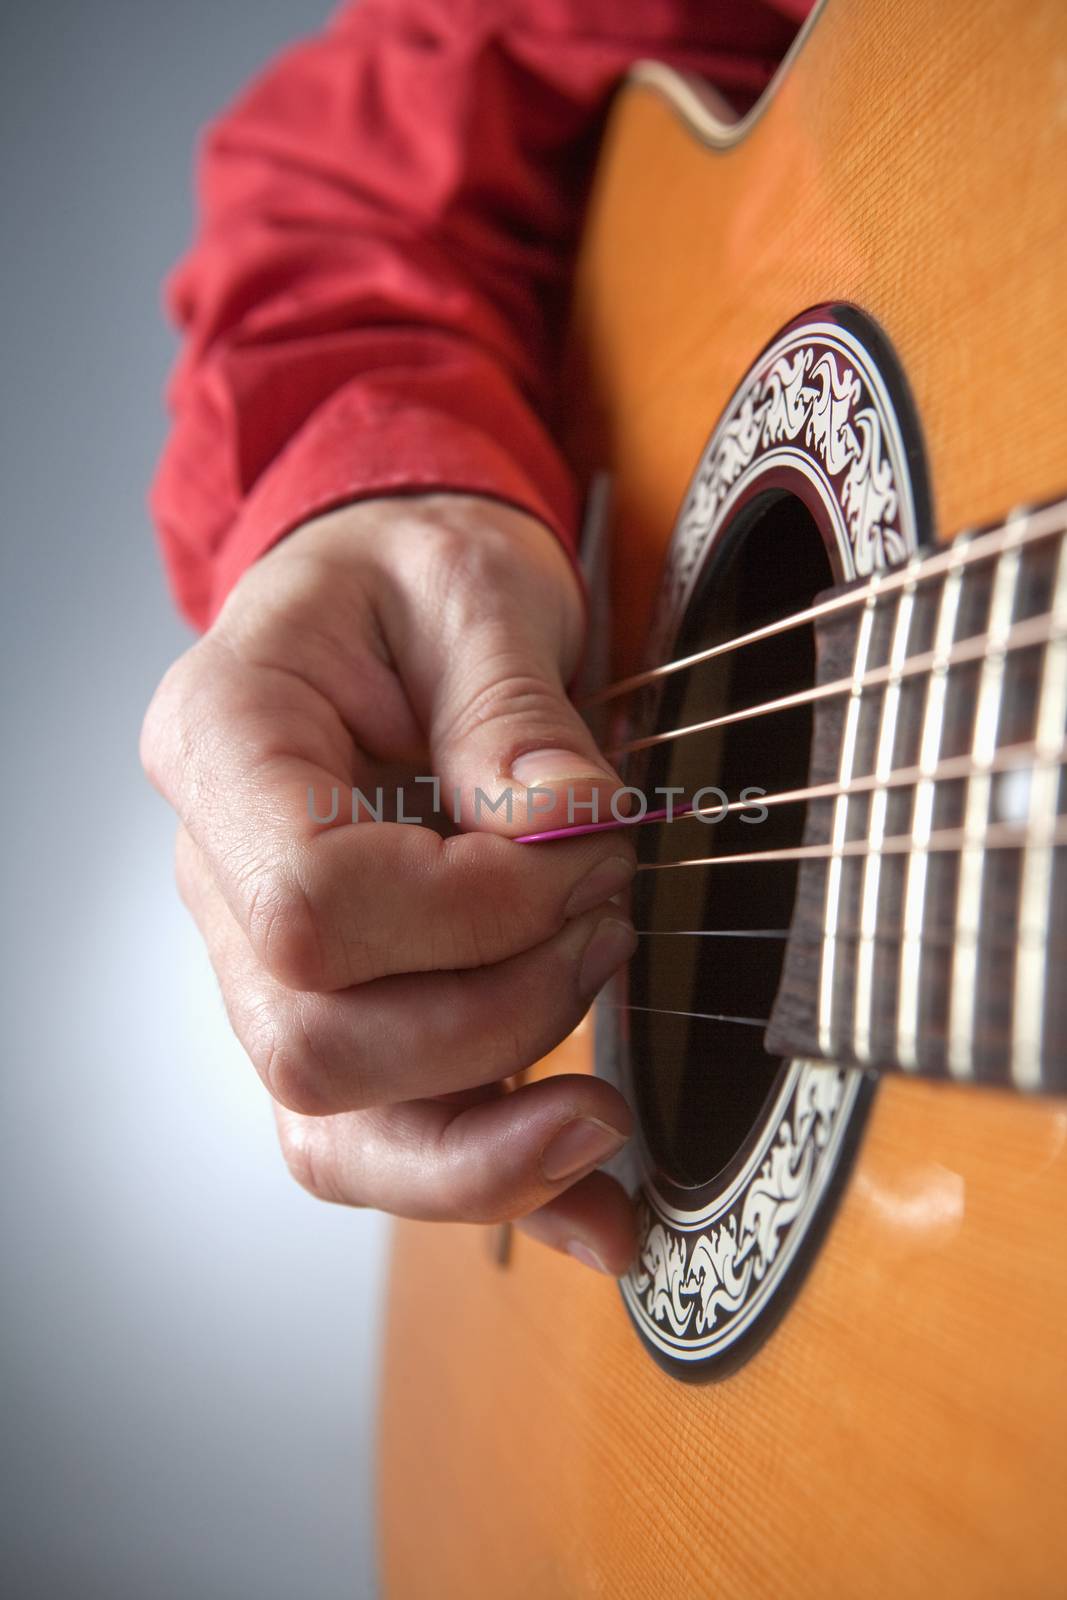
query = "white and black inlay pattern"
xmin=645 ymin=312 xmax=923 ymax=667
xmin=622 ymin=1064 xmax=864 ymax=1367
xmin=609 ymin=306 xmax=927 ymax=1377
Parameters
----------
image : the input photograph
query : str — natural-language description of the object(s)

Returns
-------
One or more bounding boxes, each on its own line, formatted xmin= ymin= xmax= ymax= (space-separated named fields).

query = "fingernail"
xmin=565 ymin=855 xmax=635 ymax=918
xmin=567 ymin=1240 xmax=611 ymax=1274
xmin=579 ymin=916 xmax=636 ymax=1001
xmin=511 ymin=747 xmax=615 ymax=788
xmin=541 ymin=1116 xmax=628 ymax=1182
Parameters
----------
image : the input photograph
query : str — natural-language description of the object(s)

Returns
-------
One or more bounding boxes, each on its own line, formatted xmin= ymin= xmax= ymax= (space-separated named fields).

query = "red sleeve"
xmin=153 ymin=0 xmax=808 ymax=629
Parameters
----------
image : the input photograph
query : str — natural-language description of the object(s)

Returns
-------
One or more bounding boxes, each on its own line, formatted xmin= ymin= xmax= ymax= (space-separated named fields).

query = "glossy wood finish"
xmin=381 ymin=1 xmax=1067 ymax=1592
xmin=577 ymin=0 xmax=1067 ymax=674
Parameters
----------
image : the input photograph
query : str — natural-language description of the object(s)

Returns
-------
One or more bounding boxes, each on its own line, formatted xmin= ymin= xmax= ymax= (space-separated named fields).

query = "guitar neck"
xmin=766 ymin=499 xmax=1067 ymax=1091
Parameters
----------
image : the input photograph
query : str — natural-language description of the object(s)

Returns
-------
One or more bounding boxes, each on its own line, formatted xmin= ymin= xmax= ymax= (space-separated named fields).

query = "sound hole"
xmin=629 ymin=493 xmax=834 ymax=1191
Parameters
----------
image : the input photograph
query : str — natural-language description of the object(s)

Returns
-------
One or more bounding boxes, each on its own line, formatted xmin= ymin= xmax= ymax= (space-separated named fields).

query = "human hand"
xmin=141 ymin=495 xmax=638 ymax=1274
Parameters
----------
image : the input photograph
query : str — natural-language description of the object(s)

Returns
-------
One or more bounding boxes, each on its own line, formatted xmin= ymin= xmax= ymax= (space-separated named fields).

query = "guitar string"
xmin=607 ymin=607 xmax=1067 ymax=759
xmin=587 ymin=511 xmax=1067 ymax=1041
xmin=636 ymin=928 xmax=789 ymax=938
xmin=606 ymin=922 xmax=1067 ymax=1035
xmin=633 ymin=928 xmax=1067 ymax=951
xmin=581 ymin=497 xmax=1067 ymax=709
xmin=618 ymin=816 xmax=1067 ymax=1029
xmin=636 ymin=814 xmax=1067 ymax=873
xmin=517 ymin=734 xmax=1066 ymax=842
xmin=606 ymin=1003 xmax=769 ymax=1029
xmin=607 ymin=919 xmax=1067 ymax=1034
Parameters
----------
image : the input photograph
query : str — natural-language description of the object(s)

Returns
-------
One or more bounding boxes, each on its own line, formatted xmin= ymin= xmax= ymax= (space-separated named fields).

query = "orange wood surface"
xmin=381 ymin=1 xmax=1067 ymax=1593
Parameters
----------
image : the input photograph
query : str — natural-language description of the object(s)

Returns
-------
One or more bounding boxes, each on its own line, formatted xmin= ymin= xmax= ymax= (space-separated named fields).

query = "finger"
xmin=514 ymin=1171 xmax=639 ymax=1276
xmin=177 ymin=827 xmax=637 ymax=1114
xmin=147 ymin=644 xmax=635 ymax=993
xmin=379 ymin=501 xmax=627 ymax=836
xmin=273 ymin=1074 xmax=636 ymax=1257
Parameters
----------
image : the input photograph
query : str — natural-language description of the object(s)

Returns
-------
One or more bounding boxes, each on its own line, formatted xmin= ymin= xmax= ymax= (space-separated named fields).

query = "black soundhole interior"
xmin=629 ymin=493 xmax=834 ymax=1190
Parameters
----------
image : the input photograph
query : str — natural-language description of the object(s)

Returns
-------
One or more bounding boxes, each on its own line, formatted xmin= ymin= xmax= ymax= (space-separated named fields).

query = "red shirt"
xmin=154 ymin=0 xmax=810 ymax=629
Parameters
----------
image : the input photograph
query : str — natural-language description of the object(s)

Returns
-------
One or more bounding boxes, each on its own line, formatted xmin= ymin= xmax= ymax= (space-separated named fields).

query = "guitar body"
xmin=380 ymin=2 xmax=1067 ymax=1593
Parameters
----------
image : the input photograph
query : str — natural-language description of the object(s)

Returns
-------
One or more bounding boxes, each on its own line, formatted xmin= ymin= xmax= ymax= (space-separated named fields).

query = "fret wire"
xmin=946 ymin=536 xmax=1023 ymax=1079
xmin=819 ymin=584 xmax=878 ymax=1056
xmin=609 ymin=604 xmax=1067 ymax=759
xmin=584 ymin=497 xmax=1065 ymax=709
xmin=855 ymin=580 xmax=916 ymax=1062
xmin=1012 ymin=536 xmax=1067 ymax=1088
xmin=896 ymin=546 xmax=967 ymax=1069
xmin=636 ymin=815 xmax=1067 ymax=872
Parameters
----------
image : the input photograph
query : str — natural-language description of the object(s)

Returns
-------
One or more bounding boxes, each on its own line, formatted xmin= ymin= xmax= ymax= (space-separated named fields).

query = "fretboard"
xmin=765 ymin=499 xmax=1067 ymax=1092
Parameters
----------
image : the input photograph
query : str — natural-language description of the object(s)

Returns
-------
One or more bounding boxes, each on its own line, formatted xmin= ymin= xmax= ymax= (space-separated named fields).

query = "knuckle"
xmin=140 ymin=648 xmax=216 ymax=800
xmin=485 ymin=1018 xmax=532 ymax=1082
xmin=243 ymin=991 xmax=373 ymax=1118
xmin=440 ymin=664 xmax=564 ymax=752
xmin=255 ymin=1004 xmax=339 ymax=1116
xmin=245 ymin=865 xmax=332 ymax=992
xmin=275 ymin=1116 xmax=343 ymax=1205
xmin=477 ymin=971 xmax=553 ymax=1077
xmin=414 ymin=520 xmax=499 ymax=597
xmin=441 ymin=883 xmax=515 ymax=972
xmin=139 ymin=660 xmax=188 ymax=790
xmin=445 ymin=1157 xmax=512 ymax=1225
xmin=433 ymin=1104 xmax=525 ymax=1226
xmin=441 ymin=834 xmax=556 ymax=961
xmin=463 ymin=902 xmax=513 ymax=971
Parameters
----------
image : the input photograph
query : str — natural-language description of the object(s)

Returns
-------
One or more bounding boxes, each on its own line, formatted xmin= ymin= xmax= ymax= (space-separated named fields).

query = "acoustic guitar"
xmin=380 ymin=0 xmax=1067 ymax=1592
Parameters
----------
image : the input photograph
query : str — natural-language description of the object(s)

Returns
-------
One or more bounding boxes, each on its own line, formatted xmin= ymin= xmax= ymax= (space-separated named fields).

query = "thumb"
xmin=434 ymin=633 xmax=625 ymax=836
xmin=419 ymin=537 xmax=626 ymax=837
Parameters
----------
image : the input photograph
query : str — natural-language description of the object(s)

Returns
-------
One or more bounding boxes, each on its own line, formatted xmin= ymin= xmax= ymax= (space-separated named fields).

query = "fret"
xmin=1011 ymin=536 xmax=1067 ymax=1088
xmin=945 ymin=524 xmax=1026 ymax=1079
xmin=817 ymin=580 xmax=881 ymax=1055
xmin=896 ymin=548 xmax=967 ymax=1069
xmin=853 ymin=579 xmax=917 ymax=1061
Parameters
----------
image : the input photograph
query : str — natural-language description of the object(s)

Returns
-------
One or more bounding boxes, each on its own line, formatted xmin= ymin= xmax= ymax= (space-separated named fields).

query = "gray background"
xmin=1 ymin=4 xmax=389 ymax=1596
